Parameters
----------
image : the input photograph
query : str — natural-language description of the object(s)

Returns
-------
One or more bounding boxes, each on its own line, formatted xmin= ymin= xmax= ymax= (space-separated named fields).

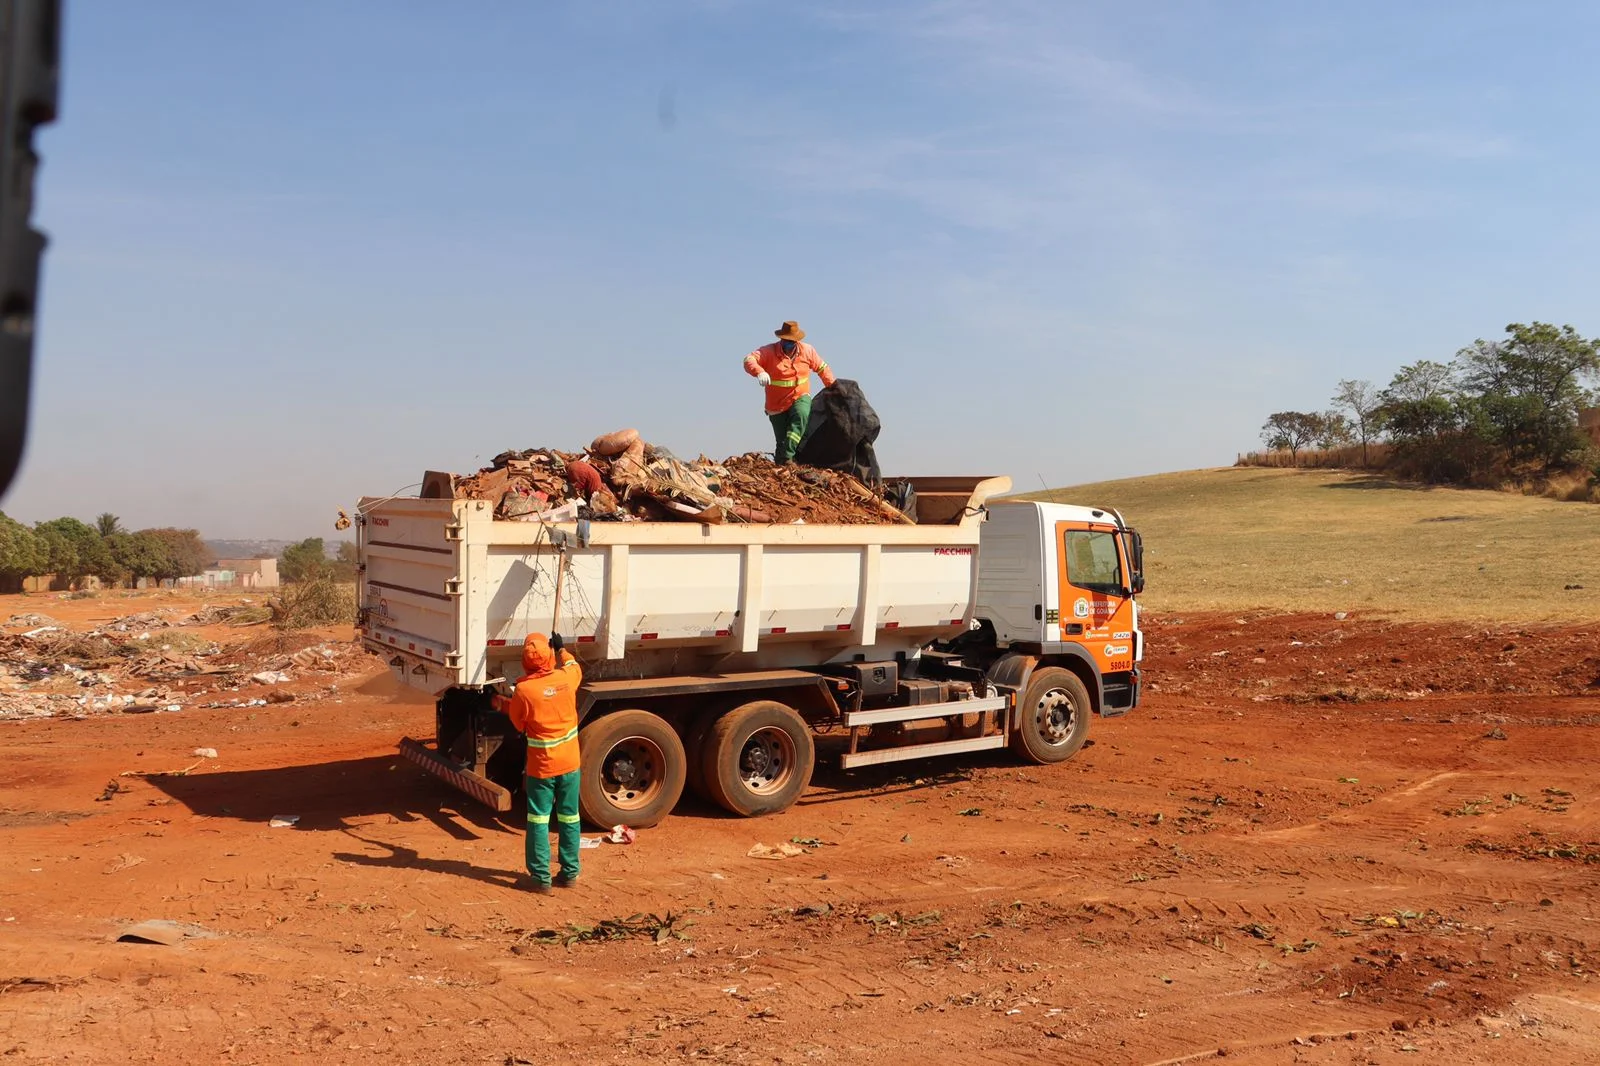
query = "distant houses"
xmin=177 ymin=558 xmax=280 ymax=590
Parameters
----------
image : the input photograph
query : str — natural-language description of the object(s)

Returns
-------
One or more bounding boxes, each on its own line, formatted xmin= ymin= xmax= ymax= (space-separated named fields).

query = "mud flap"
xmin=399 ymin=737 xmax=512 ymax=812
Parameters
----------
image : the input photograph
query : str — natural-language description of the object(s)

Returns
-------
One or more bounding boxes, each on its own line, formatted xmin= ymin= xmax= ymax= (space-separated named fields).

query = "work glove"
xmin=756 ymin=371 xmax=771 ymax=386
xmin=550 ymin=632 xmax=564 ymax=652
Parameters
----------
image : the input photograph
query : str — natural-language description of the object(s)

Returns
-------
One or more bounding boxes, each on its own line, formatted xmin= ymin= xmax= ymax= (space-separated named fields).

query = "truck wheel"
xmin=702 ymin=701 xmax=815 ymax=817
xmin=684 ymin=707 xmax=722 ymax=802
xmin=1010 ymin=668 xmax=1091 ymax=765
xmin=578 ymin=709 xmax=687 ymax=829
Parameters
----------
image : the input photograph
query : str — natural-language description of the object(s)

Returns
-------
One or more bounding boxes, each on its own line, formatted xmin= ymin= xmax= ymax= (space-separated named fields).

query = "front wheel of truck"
xmin=578 ymin=709 xmax=687 ymax=829
xmin=1010 ymin=667 xmax=1091 ymax=764
xmin=702 ymin=700 xmax=815 ymax=817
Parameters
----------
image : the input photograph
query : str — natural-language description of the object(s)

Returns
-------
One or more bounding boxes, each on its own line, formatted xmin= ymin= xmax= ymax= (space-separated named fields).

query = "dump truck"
xmin=357 ymin=475 xmax=1144 ymax=827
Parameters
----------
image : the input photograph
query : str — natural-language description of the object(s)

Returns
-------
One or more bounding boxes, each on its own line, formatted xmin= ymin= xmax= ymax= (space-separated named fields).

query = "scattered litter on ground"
xmin=115 ymin=921 xmax=183 ymax=946
xmin=747 ymin=842 xmax=806 ymax=861
xmin=192 ymin=748 xmax=217 ymax=759
xmin=517 ymin=911 xmax=694 ymax=948
xmin=120 ymin=760 xmax=206 ymax=779
xmin=0 ymin=603 xmax=381 ymax=722
xmin=103 ymin=853 xmax=145 ymax=874
xmin=578 ymin=837 xmax=601 ymax=850
xmin=269 ymin=815 xmax=300 ymax=829
xmin=113 ymin=919 xmax=214 ymax=945
xmin=605 ymin=825 xmax=637 ymax=845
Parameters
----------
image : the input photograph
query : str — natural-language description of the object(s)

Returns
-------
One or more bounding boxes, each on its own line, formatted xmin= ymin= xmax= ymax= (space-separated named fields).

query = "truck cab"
xmin=974 ymin=501 xmax=1144 ymax=716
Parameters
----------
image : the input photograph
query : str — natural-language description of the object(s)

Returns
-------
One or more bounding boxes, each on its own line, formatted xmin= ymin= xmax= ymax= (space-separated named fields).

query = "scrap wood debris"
xmin=442 ymin=430 xmax=913 ymax=527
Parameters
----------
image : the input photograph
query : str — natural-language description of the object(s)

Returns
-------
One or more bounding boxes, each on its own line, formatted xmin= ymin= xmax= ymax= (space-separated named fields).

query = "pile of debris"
xmin=0 ymin=609 xmax=380 ymax=721
xmin=182 ymin=602 xmax=271 ymax=627
xmin=435 ymin=429 xmax=912 ymax=526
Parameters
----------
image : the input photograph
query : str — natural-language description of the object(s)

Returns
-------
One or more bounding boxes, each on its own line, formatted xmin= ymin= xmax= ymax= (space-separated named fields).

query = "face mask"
xmin=780 ymin=340 xmax=797 ymax=355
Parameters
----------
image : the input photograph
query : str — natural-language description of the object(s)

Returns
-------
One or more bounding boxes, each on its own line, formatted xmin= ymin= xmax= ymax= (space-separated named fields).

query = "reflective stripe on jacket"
xmin=743 ymin=341 xmax=836 ymax=415
xmin=507 ymin=650 xmax=583 ymax=778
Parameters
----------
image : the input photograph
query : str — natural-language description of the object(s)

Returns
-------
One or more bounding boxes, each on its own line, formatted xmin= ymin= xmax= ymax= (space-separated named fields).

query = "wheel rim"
xmin=601 ymin=736 xmax=666 ymax=811
xmin=1033 ymin=687 xmax=1078 ymax=746
xmin=737 ymin=726 xmax=797 ymax=795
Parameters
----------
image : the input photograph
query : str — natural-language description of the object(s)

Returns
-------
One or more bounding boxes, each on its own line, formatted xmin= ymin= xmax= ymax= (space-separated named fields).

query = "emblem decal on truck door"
xmin=1102 ymin=644 xmax=1130 ymax=656
xmin=1074 ymin=598 xmax=1090 ymax=619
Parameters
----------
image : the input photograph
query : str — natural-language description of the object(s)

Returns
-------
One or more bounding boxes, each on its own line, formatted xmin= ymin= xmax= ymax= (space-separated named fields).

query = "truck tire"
xmin=701 ymin=700 xmax=815 ymax=817
xmin=578 ymin=709 xmax=687 ymax=829
xmin=1010 ymin=667 xmax=1091 ymax=765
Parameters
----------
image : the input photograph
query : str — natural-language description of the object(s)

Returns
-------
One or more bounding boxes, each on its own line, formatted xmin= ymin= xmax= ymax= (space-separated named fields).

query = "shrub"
xmin=269 ymin=578 xmax=356 ymax=631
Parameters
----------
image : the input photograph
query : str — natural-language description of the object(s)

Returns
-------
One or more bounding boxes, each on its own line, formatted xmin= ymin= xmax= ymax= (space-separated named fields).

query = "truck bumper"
xmin=399 ymin=737 xmax=513 ymax=812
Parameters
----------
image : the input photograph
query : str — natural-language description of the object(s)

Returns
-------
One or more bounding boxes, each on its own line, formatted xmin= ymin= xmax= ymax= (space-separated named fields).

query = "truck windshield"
xmin=1065 ymin=529 xmax=1123 ymax=596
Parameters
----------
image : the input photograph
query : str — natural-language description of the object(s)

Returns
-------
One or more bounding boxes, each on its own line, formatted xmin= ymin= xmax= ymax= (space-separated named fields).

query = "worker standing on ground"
xmin=744 ymin=321 xmax=837 ymax=464
xmin=493 ymin=632 xmax=582 ymax=894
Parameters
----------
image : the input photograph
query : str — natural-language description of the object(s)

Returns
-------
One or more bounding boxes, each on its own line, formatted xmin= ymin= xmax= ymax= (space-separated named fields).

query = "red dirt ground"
xmin=2 ymin=596 xmax=1599 ymax=1064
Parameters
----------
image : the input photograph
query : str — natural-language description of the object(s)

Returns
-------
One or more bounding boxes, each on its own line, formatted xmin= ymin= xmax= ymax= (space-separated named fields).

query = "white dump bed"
xmin=359 ymin=477 xmax=1011 ymax=693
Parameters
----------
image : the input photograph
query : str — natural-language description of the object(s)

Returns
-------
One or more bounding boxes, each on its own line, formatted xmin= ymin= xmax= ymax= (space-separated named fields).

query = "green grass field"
xmin=1027 ymin=467 xmax=1600 ymax=622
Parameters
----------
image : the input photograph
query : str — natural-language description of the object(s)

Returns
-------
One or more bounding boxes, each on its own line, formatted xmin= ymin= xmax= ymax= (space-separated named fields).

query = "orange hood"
xmin=521 ymin=633 xmax=555 ymax=675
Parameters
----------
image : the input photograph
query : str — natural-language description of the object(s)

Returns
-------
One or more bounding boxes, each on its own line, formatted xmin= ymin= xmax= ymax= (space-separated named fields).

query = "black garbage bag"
xmin=796 ymin=379 xmax=882 ymax=485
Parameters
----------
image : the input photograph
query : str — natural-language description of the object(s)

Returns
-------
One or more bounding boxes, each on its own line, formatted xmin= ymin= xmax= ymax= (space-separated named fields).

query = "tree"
xmin=1260 ymin=411 xmax=1326 ymax=462
xmin=0 ymin=512 xmax=46 ymax=592
xmin=280 ymin=537 xmax=330 ymax=583
xmin=1455 ymin=322 xmax=1600 ymax=470
xmin=1316 ymin=411 xmax=1354 ymax=449
xmin=107 ymin=531 xmax=168 ymax=588
xmin=35 ymin=517 xmax=112 ymax=589
xmin=32 ymin=523 xmax=78 ymax=586
xmin=1332 ymin=379 xmax=1383 ymax=466
xmin=94 ymin=513 xmax=123 ymax=537
xmin=142 ymin=528 xmax=211 ymax=585
xmin=1380 ymin=360 xmax=1456 ymax=406
xmin=331 ymin=541 xmax=359 ymax=582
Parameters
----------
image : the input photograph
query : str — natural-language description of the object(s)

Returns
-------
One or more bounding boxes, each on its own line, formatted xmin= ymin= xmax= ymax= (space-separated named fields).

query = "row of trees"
xmin=0 ymin=512 xmax=211 ymax=592
xmin=1261 ymin=322 xmax=1600 ymax=483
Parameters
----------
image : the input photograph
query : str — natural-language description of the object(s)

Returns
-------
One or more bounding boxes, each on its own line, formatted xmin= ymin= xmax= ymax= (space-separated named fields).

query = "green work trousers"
xmin=768 ymin=393 xmax=812 ymax=464
xmin=525 ymin=769 xmax=581 ymax=887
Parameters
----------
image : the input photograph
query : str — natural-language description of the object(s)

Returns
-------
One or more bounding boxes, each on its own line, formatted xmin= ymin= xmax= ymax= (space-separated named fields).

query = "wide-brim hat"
xmin=774 ymin=321 xmax=806 ymax=342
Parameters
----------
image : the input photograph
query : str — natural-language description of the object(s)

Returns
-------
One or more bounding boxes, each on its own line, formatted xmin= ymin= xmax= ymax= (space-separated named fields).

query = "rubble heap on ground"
xmin=0 ymin=607 xmax=378 ymax=721
xmin=442 ymin=429 xmax=912 ymax=526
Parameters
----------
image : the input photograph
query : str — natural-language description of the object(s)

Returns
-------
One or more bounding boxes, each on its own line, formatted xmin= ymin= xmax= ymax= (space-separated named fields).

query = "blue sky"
xmin=6 ymin=1 xmax=1598 ymax=538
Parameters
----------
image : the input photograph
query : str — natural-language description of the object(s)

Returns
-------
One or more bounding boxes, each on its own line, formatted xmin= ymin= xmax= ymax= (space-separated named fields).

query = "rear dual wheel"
xmin=577 ymin=709 xmax=686 ymax=829
xmin=699 ymin=700 xmax=815 ymax=817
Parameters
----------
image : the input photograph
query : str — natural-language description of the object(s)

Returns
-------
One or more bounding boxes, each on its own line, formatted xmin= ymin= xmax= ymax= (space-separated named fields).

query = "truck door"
xmin=1053 ymin=522 xmax=1136 ymax=674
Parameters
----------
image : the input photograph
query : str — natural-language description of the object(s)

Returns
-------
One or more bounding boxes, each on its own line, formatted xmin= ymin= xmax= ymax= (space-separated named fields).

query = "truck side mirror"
xmin=1125 ymin=530 xmax=1145 ymax=595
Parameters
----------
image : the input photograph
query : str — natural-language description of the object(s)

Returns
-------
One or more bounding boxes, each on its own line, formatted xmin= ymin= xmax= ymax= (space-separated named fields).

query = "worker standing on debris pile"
xmin=492 ymin=632 xmax=582 ymax=894
xmin=744 ymin=321 xmax=837 ymax=464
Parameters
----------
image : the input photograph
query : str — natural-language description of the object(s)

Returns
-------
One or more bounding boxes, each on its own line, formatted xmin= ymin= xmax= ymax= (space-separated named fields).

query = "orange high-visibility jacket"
xmin=743 ymin=342 xmax=836 ymax=415
xmin=505 ymin=634 xmax=583 ymax=779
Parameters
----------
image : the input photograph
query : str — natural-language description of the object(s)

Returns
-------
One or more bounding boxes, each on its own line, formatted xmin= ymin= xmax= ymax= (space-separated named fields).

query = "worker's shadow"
xmin=332 ymin=833 xmax=523 ymax=889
